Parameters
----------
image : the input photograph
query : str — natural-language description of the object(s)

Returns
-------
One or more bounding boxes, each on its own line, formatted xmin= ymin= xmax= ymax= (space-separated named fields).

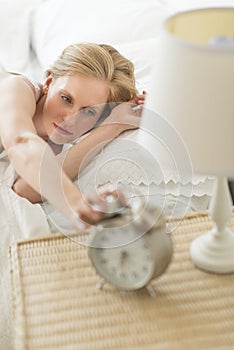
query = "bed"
xmin=1 ymin=0 xmax=231 ymax=348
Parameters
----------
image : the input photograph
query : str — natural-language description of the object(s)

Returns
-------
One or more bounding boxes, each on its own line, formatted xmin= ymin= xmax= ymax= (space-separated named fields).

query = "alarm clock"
xmin=88 ymin=192 xmax=173 ymax=296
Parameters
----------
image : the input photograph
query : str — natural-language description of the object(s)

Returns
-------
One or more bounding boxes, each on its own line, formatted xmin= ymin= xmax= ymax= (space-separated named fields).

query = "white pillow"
xmin=0 ymin=0 xmax=42 ymax=73
xmin=31 ymin=0 xmax=233 ymax=87
xmin=75 ymin=129 xmax=215 ymax=196
xmin=31 ymin=0 xmax=169 ymax=90
xmin=114 ymin=38 xmax=160 ymax=93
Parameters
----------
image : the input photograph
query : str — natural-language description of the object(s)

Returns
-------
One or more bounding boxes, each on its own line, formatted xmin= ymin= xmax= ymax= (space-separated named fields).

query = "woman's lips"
xmin=53 ymin=122 xmax=73 ymax=135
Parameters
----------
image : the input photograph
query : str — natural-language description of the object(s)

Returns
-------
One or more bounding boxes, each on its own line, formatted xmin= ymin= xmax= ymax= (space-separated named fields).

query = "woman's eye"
xmin=81 ymin=107 xmax=96 ymax=116
xmin=61 ymin=95 xmax=72 ymax=104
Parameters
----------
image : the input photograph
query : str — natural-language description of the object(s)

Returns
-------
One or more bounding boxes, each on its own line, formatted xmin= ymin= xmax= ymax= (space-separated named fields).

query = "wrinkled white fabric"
xmin=0 ymin=155 xmax=51 ymax=350
xmin=75 ymin=130 xmax=215 ymax=196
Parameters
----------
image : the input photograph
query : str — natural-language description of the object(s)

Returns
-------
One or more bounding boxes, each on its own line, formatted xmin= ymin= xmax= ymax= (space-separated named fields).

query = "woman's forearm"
xmin=57 ymin=123 xmax=124 ymax=180
xmin=12 ymin=124 xmax=119 ymax=203
xmin=7 ymin=132 xmax=96 ymax=227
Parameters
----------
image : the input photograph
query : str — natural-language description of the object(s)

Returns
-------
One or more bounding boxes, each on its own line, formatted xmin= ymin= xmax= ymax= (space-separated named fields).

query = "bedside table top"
xmin=9 ymin=211 xmax=234 ymax=350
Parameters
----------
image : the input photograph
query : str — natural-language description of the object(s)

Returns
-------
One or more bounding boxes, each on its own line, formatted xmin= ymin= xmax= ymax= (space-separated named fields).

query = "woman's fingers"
xmin=134 ymin=90 xmax=147 ymax=106
xmin=75 ymin=184 xmax=127 ymax=227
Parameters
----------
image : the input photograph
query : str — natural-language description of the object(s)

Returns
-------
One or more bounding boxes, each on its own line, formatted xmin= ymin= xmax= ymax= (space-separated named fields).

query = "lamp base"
xmin=190 ymin=227 xmax=234 ymax=274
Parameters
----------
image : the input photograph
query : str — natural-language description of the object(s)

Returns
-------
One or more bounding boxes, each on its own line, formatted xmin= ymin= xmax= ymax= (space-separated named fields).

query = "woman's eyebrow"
xmin=61 ymin=89 xmax=74 ymax=100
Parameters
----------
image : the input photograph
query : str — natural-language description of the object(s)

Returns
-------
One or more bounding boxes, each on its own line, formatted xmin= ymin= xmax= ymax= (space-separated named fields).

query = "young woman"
xmin=0 ymin=42 xmax=144 ymax=229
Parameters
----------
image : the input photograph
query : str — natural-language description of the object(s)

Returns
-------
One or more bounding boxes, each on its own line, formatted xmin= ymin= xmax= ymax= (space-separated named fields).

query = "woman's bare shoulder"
xmin=0 ymin=72 xmax=42 ymax=101
xmin=0 ymin=72 xmax=23 ymax=86
xmin=0 ymin=71 xmax=12 ymax=80
xmin=0 ymin=72 xmax=37 ymax=119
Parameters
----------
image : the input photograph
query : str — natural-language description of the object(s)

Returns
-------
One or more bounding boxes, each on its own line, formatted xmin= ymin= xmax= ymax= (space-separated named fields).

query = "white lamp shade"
xmin=141 ymin=8 xmax=234 ymax=177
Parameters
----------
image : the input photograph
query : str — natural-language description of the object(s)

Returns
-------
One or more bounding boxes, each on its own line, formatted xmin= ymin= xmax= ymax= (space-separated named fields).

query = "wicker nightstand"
xmin=9 ymin=212 xmax=234 ymax=350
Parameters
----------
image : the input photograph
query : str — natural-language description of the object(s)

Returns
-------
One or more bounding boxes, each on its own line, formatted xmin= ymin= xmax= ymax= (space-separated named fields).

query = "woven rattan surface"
xmin=9 ymin=211 xmax=234 ymax=350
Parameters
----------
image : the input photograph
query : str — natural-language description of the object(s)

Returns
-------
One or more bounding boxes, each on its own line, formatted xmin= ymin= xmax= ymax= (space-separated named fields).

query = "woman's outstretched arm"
xmin=0 ymin=75 xmax=102 ymax=228
xmin=13 ymin=102 xmax=142 ymax=203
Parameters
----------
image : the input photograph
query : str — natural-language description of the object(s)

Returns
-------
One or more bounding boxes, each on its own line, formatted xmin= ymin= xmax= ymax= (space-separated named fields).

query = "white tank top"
xmin=25 ymin=76 xmax=41 ymax=102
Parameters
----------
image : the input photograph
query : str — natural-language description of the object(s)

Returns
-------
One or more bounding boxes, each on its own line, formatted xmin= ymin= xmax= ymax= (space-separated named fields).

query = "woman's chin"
xmin=49 ymin=133 xmax=74 ymax=145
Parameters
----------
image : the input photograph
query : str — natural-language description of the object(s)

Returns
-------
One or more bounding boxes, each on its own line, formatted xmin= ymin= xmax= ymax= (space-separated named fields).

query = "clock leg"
xmin=146 ymin=283 xmax=156 ymax=298
xmin=96 ymin=279 xmax=106 ymax=290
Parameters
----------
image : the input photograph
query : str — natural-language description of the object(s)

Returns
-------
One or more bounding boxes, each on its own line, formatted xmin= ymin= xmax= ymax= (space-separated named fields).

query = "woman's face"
xmin=39 ymin=73 xmax=109 ymax=144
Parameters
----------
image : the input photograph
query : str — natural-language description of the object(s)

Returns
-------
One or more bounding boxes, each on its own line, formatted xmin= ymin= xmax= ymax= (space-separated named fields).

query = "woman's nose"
xmin=62 ymin=109 xmax=80 ymax=122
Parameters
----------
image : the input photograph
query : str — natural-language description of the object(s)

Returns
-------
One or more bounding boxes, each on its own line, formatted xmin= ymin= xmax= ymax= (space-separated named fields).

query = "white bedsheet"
xmin=0 ymin=158 xmax=51 ymax=350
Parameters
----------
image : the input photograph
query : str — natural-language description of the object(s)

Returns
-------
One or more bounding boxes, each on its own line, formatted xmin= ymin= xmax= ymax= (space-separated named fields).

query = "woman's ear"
xmin=43 ymin=73 xmax=53 ymax=94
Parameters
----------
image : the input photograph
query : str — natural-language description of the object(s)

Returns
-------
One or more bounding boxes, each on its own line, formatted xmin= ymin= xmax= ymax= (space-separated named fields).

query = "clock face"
xmin=89 ymin=227 xmax=155 ymax=290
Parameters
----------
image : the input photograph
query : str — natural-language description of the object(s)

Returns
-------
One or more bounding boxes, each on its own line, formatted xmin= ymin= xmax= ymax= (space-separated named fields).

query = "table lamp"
xmin=139 ymin=7 xmax=234 ymax=274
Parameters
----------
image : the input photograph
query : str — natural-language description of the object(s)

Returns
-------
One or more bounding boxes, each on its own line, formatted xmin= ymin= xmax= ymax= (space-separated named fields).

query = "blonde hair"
xmin=48 ymin=42 xmax=137 ymax=102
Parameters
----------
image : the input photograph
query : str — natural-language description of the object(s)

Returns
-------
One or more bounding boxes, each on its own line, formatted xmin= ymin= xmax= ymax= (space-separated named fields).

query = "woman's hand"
xmin=101 ymin=91 xmax=147 ymax=134
xmin=61 ymin=184 xmax=126 ymax=229
xmin=131 ymin=90 xmax=147 ymax=107
xmin=102 ymin=101 xmax=142 ymax=134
